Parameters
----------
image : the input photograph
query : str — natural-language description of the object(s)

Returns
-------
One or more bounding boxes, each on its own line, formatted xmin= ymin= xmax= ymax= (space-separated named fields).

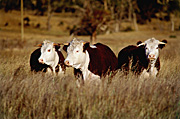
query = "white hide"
xmin=64 ymin=38 xmax=100 ymax=81
xmin=80 ymin=51 xmax=100 ymax=81
xmin=140 ymin=66 xmax=158 ymax=79
xmin=138 ymin=37 xmax=165 ymax=78
xmin=38 ymin=40 xmax=61 ymax=74
xmin=65 ymin=40 xmax=87 ymax=69
xmin=144 ymin=38 xmax=160 ymax=61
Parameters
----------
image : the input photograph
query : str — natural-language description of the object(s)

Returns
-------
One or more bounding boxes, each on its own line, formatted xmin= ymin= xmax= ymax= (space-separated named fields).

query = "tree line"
xmin=1 ymin=0 xmax=180 ymax=43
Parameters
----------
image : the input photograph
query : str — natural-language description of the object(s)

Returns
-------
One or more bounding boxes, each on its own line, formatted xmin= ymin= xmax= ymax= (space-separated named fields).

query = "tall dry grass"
xmin=0 ymin=34 xmax=180 ymax=119
xmin=0 ymin=61 xmax=179 ymax=118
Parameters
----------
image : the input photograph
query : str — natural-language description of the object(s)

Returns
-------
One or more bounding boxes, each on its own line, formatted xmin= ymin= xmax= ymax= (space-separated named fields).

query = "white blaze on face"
xmin=64 ymin=38 xmax=87 ymax=69
xmin=138 ymin=37 xmax=167 ymax=78
xmin=38 ymin=40 xmax=59 ymax=71
xmin=64 ymin=38 xmax=100 ymax=81
xmin=144 ymin=38 xmax=160 ymax=61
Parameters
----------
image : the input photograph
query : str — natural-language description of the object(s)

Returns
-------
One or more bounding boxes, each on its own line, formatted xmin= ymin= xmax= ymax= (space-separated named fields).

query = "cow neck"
xmin=51 ymin=52 xmax=59 ymax=73
xmin=78 ymin=50 xmax=90 ymax=81
xmin=80 ymin=50 xmax=90 ymax=72
xmin=147 ymin=59 xmax=157 ymax=72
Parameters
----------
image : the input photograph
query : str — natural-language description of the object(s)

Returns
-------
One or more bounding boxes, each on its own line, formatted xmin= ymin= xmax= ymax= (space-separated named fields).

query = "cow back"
xmin=118 ymin=45 xmax=148 ymax=74
xmin=118 ymin=45 xmax=160 ymax=75
xmin=87 ymin=43 xmax=118 ymax=77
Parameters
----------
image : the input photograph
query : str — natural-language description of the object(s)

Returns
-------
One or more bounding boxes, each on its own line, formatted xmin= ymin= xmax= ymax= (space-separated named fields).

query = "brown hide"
xmin=85 ymin=43 xmax=118 ymax=77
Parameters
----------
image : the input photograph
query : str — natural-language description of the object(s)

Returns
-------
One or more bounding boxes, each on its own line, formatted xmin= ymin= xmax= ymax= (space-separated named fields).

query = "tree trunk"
xmin=115 ymin=1 xmax=124 ymax=32
xmin=104 ymin=0 xmax=108 ymax=11
xmin=90 ymin=31 xmax=97 ymax=44
xmin=21 ymin=0 xmax=24 ymax=42
xmin=128 ymin=0 xmax=132 ymax=22
xmin=171 ymin=20 xmax=174 ymax=32
xmin=133 ymin=12 xmax=138 ymax=31
xmin=171 ymin=14 xmax=174 ymax=32
xmin=47 ymin=0 xmax=52 ymax=31
xmin=110 ymin=6 xmax=114 ymax=19
xmin=83 ymin=0 xmax=89 ymax=8
xmin=115 ymin=20 xmax=120 ymax=32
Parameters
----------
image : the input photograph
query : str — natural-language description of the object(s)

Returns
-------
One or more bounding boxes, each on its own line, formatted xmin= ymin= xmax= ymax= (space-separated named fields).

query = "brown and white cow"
xmin=63 ymin=38 xmax=118 ymax=81
xmin=117 ymin=37 xmax=167 ymax=78
xmin=30 ymin=40 xmax=66 ymax=75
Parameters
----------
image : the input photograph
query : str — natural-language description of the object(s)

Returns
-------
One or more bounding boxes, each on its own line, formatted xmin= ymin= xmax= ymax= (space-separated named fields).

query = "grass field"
xmin=0 ymin=10 xmax=180 ymax=118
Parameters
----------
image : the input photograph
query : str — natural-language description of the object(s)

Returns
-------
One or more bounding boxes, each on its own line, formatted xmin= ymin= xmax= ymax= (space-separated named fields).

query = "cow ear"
xmin=62 ymin=43 xmax=70 ymax=52
xmin=63 ymin=45 xmax=68 ymax=52
xmin=55 ymin=45 xmax=60 ymax=50
xmin=158 ymin=39 xmax=167 ymax=49
xmin=137 ymin=41 xmax=142 ymax=45
xmin=161 ymin=39 xmax=167 ymax=44
xmin=36 ymin=43 xmax=42 ymax=47
xmin=83 ymin=42 xmax=90 ymax=52
xmin=137 ymin=41 xmax=145 ymax=47
xmin=53 ymin=43 xmax=61 ymax=50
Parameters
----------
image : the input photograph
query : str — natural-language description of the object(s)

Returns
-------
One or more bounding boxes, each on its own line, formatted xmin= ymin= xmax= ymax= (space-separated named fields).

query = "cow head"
xmin=38 ymin=40 xmax=60 ymax=67
xmin=137 ymin=38 xmax=167 ymax=61
xmin=63 ymin=38 xmax=90 ymax=69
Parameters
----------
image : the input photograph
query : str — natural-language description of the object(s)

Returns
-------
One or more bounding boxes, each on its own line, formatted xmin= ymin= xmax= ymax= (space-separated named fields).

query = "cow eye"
xmin=47 ymin=49 xmax=51 ymax=52
xmin=76 ymin=50 xmax=79 ymax=53
xmin=156 ymin=47 xmax=158 ymax=49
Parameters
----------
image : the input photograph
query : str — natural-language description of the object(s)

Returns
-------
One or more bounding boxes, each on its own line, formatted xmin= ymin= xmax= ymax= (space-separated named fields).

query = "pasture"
xmin=0 ymin=10 xmax=180 ymax=118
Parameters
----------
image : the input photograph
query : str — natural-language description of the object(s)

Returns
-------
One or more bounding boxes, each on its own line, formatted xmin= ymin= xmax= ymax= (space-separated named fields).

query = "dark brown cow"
xmin=117 ymin=38 xmax=167 ymax=78
xmin=63 ymin=38 xmax=118 ymax=81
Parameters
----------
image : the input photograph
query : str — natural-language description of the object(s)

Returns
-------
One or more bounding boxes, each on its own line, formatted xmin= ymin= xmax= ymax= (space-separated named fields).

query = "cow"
xmin=30 ymin=40 xmax=66 ymax=75
xmin=63 ymin=38 xmax=118 ymax=81
xmin=117 ymin=37 xmax=167 ymax=78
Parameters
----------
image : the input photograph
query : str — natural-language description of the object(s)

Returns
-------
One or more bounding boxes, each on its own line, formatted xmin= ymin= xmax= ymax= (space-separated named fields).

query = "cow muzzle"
xmin=64 ymin=60 xmax=71 ymax=66
xmin=148 ymin=54 xmax=156 ymax=61
xmin=38 ymin=58 xmax=44 ymax=64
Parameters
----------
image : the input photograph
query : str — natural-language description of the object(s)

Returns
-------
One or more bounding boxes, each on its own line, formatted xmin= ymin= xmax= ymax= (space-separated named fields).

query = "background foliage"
xmin=1 ymin=0 xmax=180 ymax=42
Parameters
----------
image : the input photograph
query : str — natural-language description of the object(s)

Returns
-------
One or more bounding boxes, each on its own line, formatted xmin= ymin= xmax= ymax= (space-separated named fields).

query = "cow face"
xmin=64 ymin=38 xmax=90 ymax=69
xmin=137 ymin=38 xmax=167 ymax=61
xmin=38 ymin=40 xmax=59 ymax=67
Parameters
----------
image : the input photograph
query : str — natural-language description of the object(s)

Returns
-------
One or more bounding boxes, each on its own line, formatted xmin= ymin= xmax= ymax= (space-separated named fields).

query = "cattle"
xmin=117 ymin=37 xmax=167 ymax=78
xmin=63 ymin=38 xmax=118 ymax=81
xmin=30 ymin=40 xmax=66 ymax=75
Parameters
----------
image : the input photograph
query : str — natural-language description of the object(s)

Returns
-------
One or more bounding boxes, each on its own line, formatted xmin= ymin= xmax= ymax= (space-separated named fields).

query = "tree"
xmin=35 ymin=0 xmax=46 ymax=15
xmin=0 ymin=0 xmax=34 ymax=12
xmin=47 ymin=0 xmax=52 ymax=30
xmin=80 ymin=0 xmax=107 ymax=44
xmin=163 ymin=0 xmax=180 ymax=31
xmin=21 ymin=0 xmax=24 ymax=42
xmin=129 ymin=0 xmax=139 ymax=31
xmin=136 ymin=0 xmax=163 ymax=24
xmin=2 ymin=0 xmax=20 ymax=12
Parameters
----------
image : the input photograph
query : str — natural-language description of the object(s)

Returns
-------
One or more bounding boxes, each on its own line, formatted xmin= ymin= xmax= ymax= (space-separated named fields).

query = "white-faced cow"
xmin=30 ymin=40 xmax=66 ymax=75
xmin=117 ymin=38 xmax=167 ymax=78
xmin=63 ymin=38 xmax=118 ymax=81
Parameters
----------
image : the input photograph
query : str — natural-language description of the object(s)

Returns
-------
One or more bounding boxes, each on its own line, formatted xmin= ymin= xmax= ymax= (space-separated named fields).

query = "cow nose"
xmin=64 ymin=60 xmax=70 ymax=66
xmin=38 ymin=59 xmax=44 ymax=63
xmin=149 ymin=54 xmax=155 ymax=58
xmin=148 ymin=54 xmax=155 ymax=60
